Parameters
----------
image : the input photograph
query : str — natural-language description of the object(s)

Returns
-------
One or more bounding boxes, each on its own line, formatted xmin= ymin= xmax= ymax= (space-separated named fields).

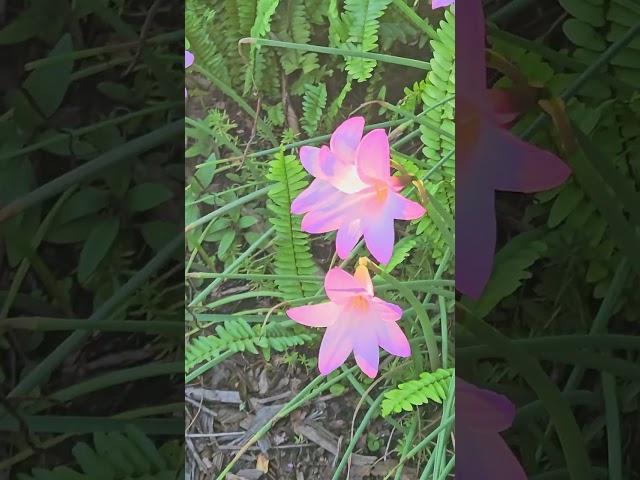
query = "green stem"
xmin=7 ymin=234 xmax=182 ymax=399
xmin=241 ymin=37 xmax=430 ymax=71
xmin=462 ymin=312 xmax=594 ymax=480
xmin=0 ymin=120 xmax=183 ymax=223
xmin=331 ymin=394 xmax=385 ymax=480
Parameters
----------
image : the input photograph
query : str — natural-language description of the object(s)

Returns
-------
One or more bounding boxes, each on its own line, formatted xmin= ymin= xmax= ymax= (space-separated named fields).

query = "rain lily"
xmin=457 ymin=0 xmax=571 ymax=298
xmin=286 ymin=265 xmax=410 ymax=378
xmin=291 ymin=117 xmax=425 ymax=264
xmin=185 ymin=51 xmax=194 ymax=98
xmin=432 ymin=0 xmax=454 ymax=8
xmin=457 ymin=379 xmax=527 ymax=479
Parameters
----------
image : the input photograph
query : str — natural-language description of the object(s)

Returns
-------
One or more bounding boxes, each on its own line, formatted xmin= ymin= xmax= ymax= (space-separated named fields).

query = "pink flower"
xmin=286 ymin=265 xmax=411 ymax=378
xmin=457 ymin=0 xmax=571 ymax=298
xmin=432 ymin=0 xmax=454 ymax=8
xmin=457 ymin=379 xmax=527 ymax=479
xmin=291 ymin=117 xmax=425 ymax=264
xmin=185 ymin=51 xmax=194 ymax=98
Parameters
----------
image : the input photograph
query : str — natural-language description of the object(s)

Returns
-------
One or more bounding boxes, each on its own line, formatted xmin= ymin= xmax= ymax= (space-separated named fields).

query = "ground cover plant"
xmin=0 ymin=0 xmax=184 ymax=477
xmin=457 ymin=1 xmax=640 ymax=479
xmin=184 ymin=0 xmax=455 ymax=477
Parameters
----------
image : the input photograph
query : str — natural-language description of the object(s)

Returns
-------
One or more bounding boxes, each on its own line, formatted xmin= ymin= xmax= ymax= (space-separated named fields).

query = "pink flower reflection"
xmin=286 ymin=266 xmax=410 ymax=378
xmin=457 ymin=378 xmax=527 ymax=479
xmin=456 ymin=0 xmax=571 ymax=298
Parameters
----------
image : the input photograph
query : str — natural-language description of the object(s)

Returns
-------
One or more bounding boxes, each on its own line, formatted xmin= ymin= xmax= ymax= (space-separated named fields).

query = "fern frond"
xmin=16 ymin=426 xmax=181 ymax=480
xmin=244 ymin=0 xmax=281 ymax=94
xmin=343 ymin=0 xmax=393 ymax=81
xmin=381 ymin=368 xmax=453 ymax=417
xmin=418 ymin=10 xmax=455 ymax=264
xmin=301 ymin=82 xmax=327 ymax=135
xmin=185 ymin=319 xmax=314 ymax=372
xmin=267 ymin=151 xmax=321 ymax=299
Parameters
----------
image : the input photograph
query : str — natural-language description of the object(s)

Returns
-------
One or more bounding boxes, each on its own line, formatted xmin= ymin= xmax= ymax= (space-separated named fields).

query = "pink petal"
xmin=376 ymin=320 xmax=411 ymax=357
xmin=330 ymin=116 xmax=365 ymax=164
xmin=487 ymin=89 xmax=521 ymax=128
xmin=291 ymin=179 xmax=341 ymax=215
xmin=352 ymin=320 xmax=380 ymax=378
xmin=488 ymin=127 xmax=571 ymax=193
xmin=300 ymin=146 xmax=368 ymax=193
xmin=456 ymin=430 xmax=527 ymax=480
xmin=300 ymin=190 xmax=370 ymax=234
xmin=336 ymin=219 xmax=363 ymax=259
xmin=185 ymin=51 xmax=194 ymax=68
xmin=387 ymin=191 xmax=426 ymax=220
xmin=456 ymin=183 xmax=496 ymax=299
xmin=318 ymin=315 xmax=354 ymax=375
xmin=286 ymin=302 xmax=339 ymax=328
xmin=432 ymin=0 xmax=454 ymax=8
xmin=356 ymin=129 xmax=391 ymax=184
xmin=362 ymin=216 xmax=395 ymax=264
xmin=457 ymin=0 xmax=485 ymax=99
xmin=353 ymin=265 xmax=373 ymax=295
xmin=372 ymin=298 xmax=403 ymax=321
xmin=324 ymin=268 xmax=367 ymax=303
xmin=457 ymin=379 xmax=516 ymax=433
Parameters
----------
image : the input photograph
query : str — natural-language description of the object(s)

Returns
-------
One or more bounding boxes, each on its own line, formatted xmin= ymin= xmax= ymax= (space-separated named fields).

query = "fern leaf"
xmin=301 ymin=82 xmax=327 ymax=135
xmin=244 ymin=0 xmax=281 ymax=94
xmin=381 ymin=368 xmax=454 ymax=417
xmin=343 ymin=0 xmax=393 ymax=81
xmin=185 ymin=319 xmax=314 ymax=373
xmin=267 ymin=151 xmax=321 ymax=299
xmin=418 ymin=10 xmax=455 ymax=264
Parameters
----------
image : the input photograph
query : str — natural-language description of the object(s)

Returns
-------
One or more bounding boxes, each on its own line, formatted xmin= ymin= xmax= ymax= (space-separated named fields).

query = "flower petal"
xmin=356 ymin=129 xmax=391 ymax=184
xmin=336 ymin=219 xmax=363 ymax=259
xmin=301 ymin=146 xmax=367 ymax=193
xmin=387 ymin=191 xmax=426 ymax=220
xmin=376 ymin=320 xmax=411 ymax=357
xmin=372 ymin=298 xmax=403 ymax=321
xmin=456 ymin=183 xmax=496 ymax=299
xmin=458 ymin=0 xmax=485 ymax=99
xmin=352 ymin=321 xmax=380 ymax=378
xmin=432 ymin=0 xmax=454 ymax=8
xmin=185 ymin=51 xmax=194 ymax=68
xmin=362 ymin=215 xmax=395 ymax=264
xmin=300 ymin=189 xmax=371 ymax=234
xmin=488 ymin=127 xmax=571 ymax=193
xmin=325 ymin=268 xmax=367 ymax=303
xmin=286 ymin=302 xmax=339 ymax=328
xmin=291 ymin=179 xmax=341 ymax=215
xmin=456 ymin=430 xmax=527 ymax=480
xmin=353 ymin=265 xmax=373 ymax=295
xmin=330 ymin=116 xmax=365 ymax=164
xmin=457 ymin=379 xmax=516 ymax=433
xmin=318 ymin=315 xmax=354 ymax=375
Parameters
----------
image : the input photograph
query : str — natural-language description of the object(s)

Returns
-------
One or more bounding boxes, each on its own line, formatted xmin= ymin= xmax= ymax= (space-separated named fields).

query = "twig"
xmin=121 ymin=0 xmax=164 ymax=77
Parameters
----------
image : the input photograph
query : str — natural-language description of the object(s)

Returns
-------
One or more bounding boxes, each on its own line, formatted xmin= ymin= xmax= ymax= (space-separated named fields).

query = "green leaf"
xmin=217 ymin=230 xmax=236 ymax=258
xmin=140 ymin=221 xmax=179 ymax=254
xmin=23 ymin=33 xmax=74 ymax=118
xmin=239 ymin=216 xmax=258 ymax=229
xmin=78 ymin=217 xmax=120 ymax=283
xmin=55 ymin=188 xmax=109 ymax=225
xmin=125 ymin=183 xmax=173 ymax=213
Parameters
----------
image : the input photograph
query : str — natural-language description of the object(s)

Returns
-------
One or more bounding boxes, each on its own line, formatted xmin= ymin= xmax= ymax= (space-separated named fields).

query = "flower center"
xmin=350 ymin=295 xmax=369 ymax=312
xmin=374 ymin=184 xmax=388 ymax=203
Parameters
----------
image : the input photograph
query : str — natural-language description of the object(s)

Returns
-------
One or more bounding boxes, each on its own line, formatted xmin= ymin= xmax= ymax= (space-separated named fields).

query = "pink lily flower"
xmin=291 ymin=117 xmax=425 ymax=264
xmin=185 ymin=51 xmax=194 ymax=98
xmin=432 ymin=0 xmax=454 ymax=8
xmin=457 ymin=0 xmax=571 ymax=298
xmin=457 ymin=379 xmax=527 ymax=479
xmin=286 ymin=266 xmax=411 ymax=378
